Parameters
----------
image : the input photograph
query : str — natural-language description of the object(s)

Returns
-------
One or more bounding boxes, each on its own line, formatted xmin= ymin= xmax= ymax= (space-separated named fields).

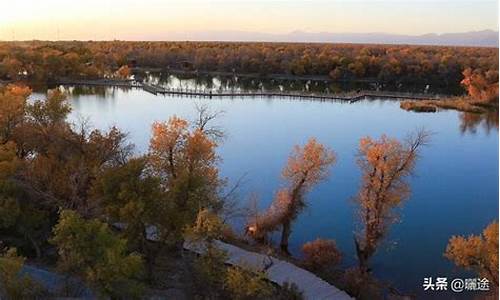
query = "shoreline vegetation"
xmin=400 ymin=97 xmax=499 ymax=113
xmin=1 ymin=41 xmax=497 ymax=88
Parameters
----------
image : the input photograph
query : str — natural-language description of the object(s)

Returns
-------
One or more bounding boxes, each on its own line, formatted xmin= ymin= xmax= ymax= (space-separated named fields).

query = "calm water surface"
xmin=41 ymin=86 xmax=497 ymax=297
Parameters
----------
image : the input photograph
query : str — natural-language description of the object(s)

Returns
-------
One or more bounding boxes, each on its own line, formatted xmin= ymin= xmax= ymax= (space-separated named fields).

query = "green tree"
xmin=0 ymin=247 xmax=44 ymax=298
xmin=224 ymin=266 xmax=272 ymax=300
xmin=0 ymin=140 xmax=50 ymax=258
xmin=185 ymin=209 xmax=228 ymax=297
xmin=92 ymin=157 xmax=173 ymax=280
xmin=51 ymin=210 xmax=144 ymax=298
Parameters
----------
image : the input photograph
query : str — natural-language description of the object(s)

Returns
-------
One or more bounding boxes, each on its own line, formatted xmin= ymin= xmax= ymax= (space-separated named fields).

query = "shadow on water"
xmin=142 ymin=72 xmax=464 ymax=96
xmin=460 ymin=110 xmax=499 ymax=135
xmin=33 ymin=73 xmax=499 ymax=138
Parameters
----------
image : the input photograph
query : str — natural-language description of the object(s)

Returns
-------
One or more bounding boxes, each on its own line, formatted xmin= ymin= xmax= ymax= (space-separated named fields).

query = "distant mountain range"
xmin=160 ymin=29 xmax=498 ymax=47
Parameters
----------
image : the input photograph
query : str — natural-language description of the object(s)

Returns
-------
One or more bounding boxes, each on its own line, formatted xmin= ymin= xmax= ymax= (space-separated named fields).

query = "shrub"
xmin=51 ymin=210 xmax=144 ymax=298
xmin=301 ymin=238 xmax=342 ymax=271
xmin=224 ymin=265 xmax=272 ymax=300
xmin=276 ymin=281 xmax=304 ymax=300
xmin=0 ymin=247 xmax=45 ymax=298
xmin=341 ymin=267 xmax=382 ymax=300
xmin=194 ymin=246 xmax=227 ymax=284
xmin=184 ymin=208 xmax=226 ymax=242
xmin=187 ymin=209 xmax=231 ymax=297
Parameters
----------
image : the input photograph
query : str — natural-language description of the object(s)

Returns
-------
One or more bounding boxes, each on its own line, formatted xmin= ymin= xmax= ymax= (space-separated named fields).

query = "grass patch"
xmin=400 ymin=96 xmax=497 ymax=114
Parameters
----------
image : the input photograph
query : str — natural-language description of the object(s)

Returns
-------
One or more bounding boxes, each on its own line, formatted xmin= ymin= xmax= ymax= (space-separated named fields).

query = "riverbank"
xmin=400 ymin=97 xmax=498 ymax=113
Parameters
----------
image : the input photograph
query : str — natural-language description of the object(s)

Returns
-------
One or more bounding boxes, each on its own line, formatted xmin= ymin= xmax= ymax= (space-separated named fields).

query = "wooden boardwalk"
xmin=55 ymin=79 xmax=441 ymax=103
xmin=184 ymin=239 xmax=353 ymax=300
xmin=19 ymin=265 xmax=94 ymax=298
xmin=142 ymin=83 xmax=441 ymax=102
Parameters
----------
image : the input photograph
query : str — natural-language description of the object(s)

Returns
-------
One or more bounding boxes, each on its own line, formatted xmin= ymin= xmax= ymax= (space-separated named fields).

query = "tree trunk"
xmin=142 ymin=228 xmax=156 ymax=283
xmin=27 ymin=233 xmax=41 ymax=259
xmin=354 ymin=237 xmax=371 ymax=274
xmin=280 ymin=220 xmax=292 ymax=255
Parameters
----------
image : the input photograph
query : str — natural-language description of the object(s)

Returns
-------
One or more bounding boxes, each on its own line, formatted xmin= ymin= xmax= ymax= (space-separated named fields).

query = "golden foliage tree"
xmin=116 ymin=65 xmax=131 ymax=79
xmin=354 ymin=130 xmax=429 ymax=273
xmin=248 ymin=138 xmax=336 ymax=253
xmin=461 ymin=68 xmax=499 ymax=103
xmin=445 ymin=221 xmax=498 ymax=288
xmin=149 ymin=116 xmax=222 ymax=224
xmin=0 ymin=84 xmax=29 ymax=143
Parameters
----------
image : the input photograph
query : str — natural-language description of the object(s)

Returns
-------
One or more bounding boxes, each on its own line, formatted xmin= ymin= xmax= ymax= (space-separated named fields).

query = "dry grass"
xmin=400 ymin=96 xmax=497 ymax=114
xmin=400 ymin=101 xmax=437 ymax=112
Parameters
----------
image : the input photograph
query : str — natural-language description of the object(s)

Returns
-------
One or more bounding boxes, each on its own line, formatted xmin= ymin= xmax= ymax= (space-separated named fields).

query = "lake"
xmin=36 ymin=84 xmax=498 ymax=297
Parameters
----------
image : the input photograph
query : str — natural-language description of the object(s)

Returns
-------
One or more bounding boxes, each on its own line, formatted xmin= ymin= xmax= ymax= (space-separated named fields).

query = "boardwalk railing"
xmin=55 ymin=79 xmax=442 ymax=102
xmin=142 ymin=83 xmax=441 ymax=102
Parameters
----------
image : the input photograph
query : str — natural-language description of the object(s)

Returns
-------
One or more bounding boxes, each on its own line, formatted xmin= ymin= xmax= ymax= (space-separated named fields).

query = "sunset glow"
xmin=0 ymin=0 xmax=497 ymax=40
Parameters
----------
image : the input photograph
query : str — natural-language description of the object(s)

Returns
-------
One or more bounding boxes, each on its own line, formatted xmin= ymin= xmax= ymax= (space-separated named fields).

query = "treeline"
xmin=0 ymin=41 xmax=498 ymax=90
xmin=0 ymin=84 xmax=497 ymax=298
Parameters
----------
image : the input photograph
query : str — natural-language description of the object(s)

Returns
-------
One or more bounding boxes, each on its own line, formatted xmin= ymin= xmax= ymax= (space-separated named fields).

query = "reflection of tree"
xmin=459 ymin=110 xmax=499 ymax=135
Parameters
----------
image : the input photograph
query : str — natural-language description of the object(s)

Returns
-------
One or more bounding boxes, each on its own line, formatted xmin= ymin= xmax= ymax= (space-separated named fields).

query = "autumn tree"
xmin=0 ymin=84 xmax=29 ymax=143
xmin=248 ymin=138 xmax=336 ymax=254
xmin=15 ymin=89 xmax=132 ymax=217
xmin=116 ymin=65 xmax=131 ymax=79
xmin=0 ymin=86 xmax=52 ymax=258
xmin=149 ymin=115 xmax=223 ymax=227
xmin=0 ymin=57 xmax=23 ymax=80
xmin=0 ymin=141 xmax=50 ymax=258
xmin=0 ymin=86 xmax=133 ymax=258
xmin=354 ymin=130 xmax=429 ymax=273
xmin=445 ymin=221 xmax=498 ymax=289
xmin=301 ymin=238 xmax=342 ymax=272
xmin=51 ymin=210 xmax=144 ymax=298
xmin=461 ymin=68 xmax=499 ymax=103
xmin=20 ymin=125 xmax=131 ymax=217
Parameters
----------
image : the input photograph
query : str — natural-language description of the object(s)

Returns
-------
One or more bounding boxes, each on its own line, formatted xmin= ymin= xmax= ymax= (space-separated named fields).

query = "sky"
xmin=0 ymin=0 xmax=498 ymax=40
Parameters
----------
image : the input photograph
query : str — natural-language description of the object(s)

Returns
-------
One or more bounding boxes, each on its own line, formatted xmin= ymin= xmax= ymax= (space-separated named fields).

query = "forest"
xmin=0 ymin=82 xmax=497 ymax=299
xmin=0 ymin=41 xmax=498 ymax=92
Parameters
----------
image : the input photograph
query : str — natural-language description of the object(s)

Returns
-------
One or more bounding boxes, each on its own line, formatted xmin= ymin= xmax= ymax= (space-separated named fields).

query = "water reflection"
xmin=49 ymin=83 xmax=497 ymax=136
xmin=460 ymin=110 xmax=499 ymax=135
xmin=140 ymin=72 xmax=460 ymax=95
